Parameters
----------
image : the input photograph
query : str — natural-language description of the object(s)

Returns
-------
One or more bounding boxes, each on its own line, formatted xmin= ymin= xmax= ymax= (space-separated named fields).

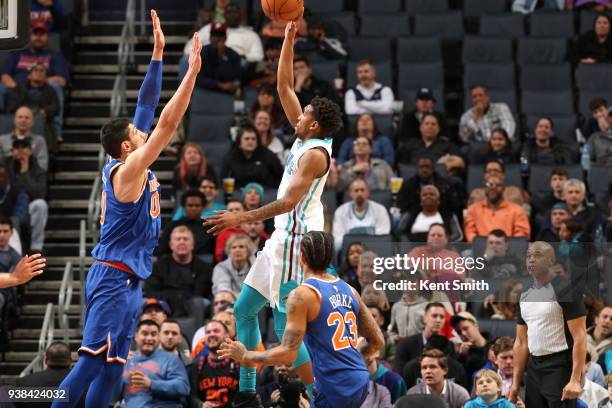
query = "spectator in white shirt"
xmin=459 ymin=84 xmax=516 ymax=144
xmin=345 ymin=60 xmax=394 ymax=115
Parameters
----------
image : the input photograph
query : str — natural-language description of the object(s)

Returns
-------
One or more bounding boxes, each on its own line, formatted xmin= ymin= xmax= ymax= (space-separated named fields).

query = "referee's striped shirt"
xmin=517 ymin=275 xmax=585 ymax=357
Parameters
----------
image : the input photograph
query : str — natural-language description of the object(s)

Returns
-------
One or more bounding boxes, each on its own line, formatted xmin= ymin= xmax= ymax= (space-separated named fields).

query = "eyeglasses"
xmin=353 ymin=141 xmax=369 ymax=146
xmin=486 ymin=182 xmax=503 ymax=189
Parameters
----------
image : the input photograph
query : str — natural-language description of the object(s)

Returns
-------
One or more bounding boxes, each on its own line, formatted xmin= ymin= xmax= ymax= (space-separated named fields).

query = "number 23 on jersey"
xmin=327 ymin=311 xmax=358 ymax=351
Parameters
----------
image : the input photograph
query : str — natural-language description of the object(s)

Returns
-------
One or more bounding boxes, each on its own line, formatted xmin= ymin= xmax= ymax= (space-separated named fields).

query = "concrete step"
xmin=14 ymin=314 xmax=82 ymax=329
xmin=75 ymin=35 xmax=187 ymax=45
xmin=60 ymin=129 xmax=100 ymax=144
xmin=22 ymin=304 xmax=81 ymax=315
xmin=11 ymin=328 xmax=80 ymax=340
xmin=49 ymin=184 xmax=96 ymax=200
xmin=66 ymin=101 xmax=166 ymax=118
xmin=8 ymin=339 xmax=82 ymax=353
xmin=72 ymin=64 xmax=179 ymax=74
xmin=82 ymin=21 xmax=194 ymax=36
xmin=25 ymin=280 xmax=82 ymax=292
xmin=71 ymin=75 xmax=178 ymax=91
xmin=0 ymin=363 xmax=27 ymax=376
xmin=4 ymin=351 xmax=80 ymax=363
xmin=47 ymin=214 xmax=89 ymax=230
xmin=21 ymin=290 xmax=82 ymax=305
xmin=71 ymin=89 xmax=174 ymax=99
xmin=60 ymin=143 xmax=101 ymax=153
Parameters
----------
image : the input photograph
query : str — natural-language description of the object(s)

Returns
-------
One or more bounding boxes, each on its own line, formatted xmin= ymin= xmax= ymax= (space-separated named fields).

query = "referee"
xmin=509 ymin=241 xmax=587 ymax=408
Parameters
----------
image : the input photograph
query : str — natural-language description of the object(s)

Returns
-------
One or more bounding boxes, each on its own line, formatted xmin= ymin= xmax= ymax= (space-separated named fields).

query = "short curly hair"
xmin=310 ymin=97 xmax=343 ymax=135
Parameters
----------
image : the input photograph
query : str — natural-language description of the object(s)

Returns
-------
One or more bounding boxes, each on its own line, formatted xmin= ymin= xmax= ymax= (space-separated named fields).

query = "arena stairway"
xmin=0 ymin=19 xmax=192 ymax=385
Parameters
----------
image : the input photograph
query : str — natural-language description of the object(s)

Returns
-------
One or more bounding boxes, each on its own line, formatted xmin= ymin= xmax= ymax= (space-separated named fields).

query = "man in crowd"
xmin=160 ymin=319 xmax=192 ymax=366
xmin=588 ymin=306 xmax=612 ymax=362
xmin=332 ymin=178 xmax=391 ymax=251
xmin=146 ymin=225 xmax=213 ymax=329
xmin=532 ymin=168 xmax=569 ymax=218
xmin=459 ymin=84 xmax=516 ymax=144
xmin=397 ymin=112 xmax=461 ymax=165
xmin=582 ymin=97 xmax=609 ymax=139
xmin=189 ymin=320 xmax=239 ymax=408
xmin=0 ymin=106 xmax=49 ymax=171
xmin=490 ymin=336 xmax=523 ymax=399
xmin=241 ymin=220 xmax=268 ymax=253
xmin=141 ymin=298 xmax=172 ymax=328
xmin=406 ymin=348 xmax=471 ymax=408
xmin=400 ymin=87 xmax=446 ymax=142
xmin=464 ymin=175 xmax=531 ymax=242
xmin=293 ymin=56 xmax=341 ymax=109
xmin=481 ymin=229 xmax=523 ymax=280
xmin=118 ymin=320 xmax=190 ymax=408
xmin=0 ymin=164 xmax=29 ymax=251
xmin=562 ymin=178 xmax=604 ymax=241
xmin=196 ymin=23 xmax=241 ymax=94
xmin=537 ymin=203 xmax=573 ymax=242
xmin=450 ymin=312 xmax=490 ymax=387
xmin=345 ymin=60 xmax=394 ymax=115
xmin=0 ymin=216 xmax=22 ymax=325
xmin=5 ymin=62 xmax=60 ymax=123
xmin=7 ymin=138 xmax=48 ymax=252
xmin=588 ymin=106 xmax=612 ymax=166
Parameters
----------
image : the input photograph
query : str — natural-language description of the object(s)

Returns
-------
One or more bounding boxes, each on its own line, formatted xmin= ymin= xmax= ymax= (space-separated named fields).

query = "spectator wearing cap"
xmin=459 ymin=85 xmax=516 ymax=144
xmin=141 ymin=298 xmax=172 ymax=326
xmin=521 ymin=117 xmax=575 ymax=165
xmin=537 ymin=203 xmax=573 ymax=241
xmin=196 ymin=23 xmax=241 ymax=94
xmin=583 ymin=98 xmax=610 ymax=139
xmin=30 ymin=0 xmax=68 ymax=32
xmin=345 ymin=60 xmax=394 ymax=115
xmin=587 ymin=106 xmax=612 ymax=165
xmin=509 ymin=241 xmax=587 ymax=407
xmin=574 ymin=14 xmax=612 ymax=63
xmin=294 ymin=19 xmax=348 ymax=61
xmin=337 ymin=112 xmax=395 ymax=166
xmin=0 ymin=106 xmax=49 ymax=171
xmin=400 ymin=87 xmax=447 ymax=142
xmin=450 ymin=312 xmax=490 ymax=387
xmin=6 ymin=137 xmax=47 ymax=252
xmin=293 ymin=56 xmax=342 ymax=109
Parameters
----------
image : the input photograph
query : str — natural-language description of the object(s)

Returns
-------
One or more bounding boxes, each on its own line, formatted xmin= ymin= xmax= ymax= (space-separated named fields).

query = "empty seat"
xmin=347 ymin=114 xmax=394 ymax=137
xmin=346 ymin=61 xmax=393 ymax=88
xmin=462 ymin=36 xmax=513 ymax=64
xmin=525 ymin=114 xmax=578 ymax=146
xmin=199 ymin=141 xmax=230 ymax=173
xmin=578 ymin=89 xmax=612 ymax=116
xmin=301 ymin=0 xmax=344 ymax=14
xmin=414 ymin=11 xmax=464 ymax=40
xmin=326 ymin=12 xmax=356 ymax=36
xmin=360 ymin=15 xmax=411 ymax=37
xmin=576 ymin=63 xmax=612 ymax=90
xmin=359 ymin=0 xmax=402 ymax=14
xmin=463 ymin=0 xmax=507 ymax=16
xmin=190 ymin=89 xmax=234 ymax=115
xmin=405 ymin=0 xmax=448 ymax=15
xmin=400 ymin=88 xmax=445 ymax=113
xmin=397 ymin=37 xmax=442 ymax=63
xmin=519 ymin=63 xmax=572 ymax=91
xmin=464 ymin=63 xmax=515 ymax=90
xmin=347 ymin=37 xmax=392 ymax=62
xmin=480 ymin=13 xmax=525 ymax=37
xmin=467 ymin=163 xmax=522 ymax=192
xmin=528 ymin=164 xmax=583 ymax=193
xmin=311 ymin=61 xmax=339 ymax=82
xmin=398 ymin=62 xmax=444 ymax=91
xmin=517 ymin=38 xmax=568 ymax=64
xmin=521 ymin=90 xmax=574 ymax=115
xmin=529 ymin=11 xmax=575 ymax=38
xmin=463 ymin=89 xmax=517 ymax=113
xmin=589 ymin=165 xmax=611 ymax=210
xmin=188 ymin=114 xmax=233 ymax=142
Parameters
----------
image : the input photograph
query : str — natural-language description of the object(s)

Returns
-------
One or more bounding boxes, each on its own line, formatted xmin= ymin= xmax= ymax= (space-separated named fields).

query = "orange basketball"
xmin=261 ymin=0 xmax=304 ymax=22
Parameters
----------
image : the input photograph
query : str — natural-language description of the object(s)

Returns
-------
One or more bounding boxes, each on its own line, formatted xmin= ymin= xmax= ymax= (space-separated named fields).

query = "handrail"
xmin=58 ymin=262 xmax=73 ymax=345
xmin=19 ymin=303 xmax=54 ymax=377
xmin=78 ymin=220 xmax=86 ymax=329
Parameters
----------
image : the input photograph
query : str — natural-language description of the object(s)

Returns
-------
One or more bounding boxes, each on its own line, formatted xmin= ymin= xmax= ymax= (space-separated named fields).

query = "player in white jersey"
xmin=204 ymin=21 xmax=343 ymax=408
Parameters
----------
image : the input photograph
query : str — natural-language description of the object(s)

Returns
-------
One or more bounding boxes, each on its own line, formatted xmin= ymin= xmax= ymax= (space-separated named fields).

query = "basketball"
xmin=261 ymin=0 xmax=304 ymax=22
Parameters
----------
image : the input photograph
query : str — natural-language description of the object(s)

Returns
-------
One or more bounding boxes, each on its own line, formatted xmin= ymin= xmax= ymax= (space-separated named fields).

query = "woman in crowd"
xmin=250 ymin=83 xmax=290 ymax=134
xmin=574 ymin=14 xmax=612 ymax=63
xmin=482 ymin=279 xmax=524 ymax=320
xmin=253 ymin=109 xmax=286 ymax=164
xmin=336 ymin=113 xmax=395 ymax=166
xmin=173 ymin=175 xmax=225 ymax=220
xmin=340 ymin=242 xmax=365 ymax=291
xmin=241 ymin=181 xmax=274 ymax=234
xmin=173 ymin=143 xmax=217 ymax=197
xmin=212 ymin=234 xmax=256 ymax=295
xmin=476 ymin=128 xmax=517 ymax=164
xmin=360 ymin=283 xmax=391 ymax=323
xmin=334 ymin=136 xmax=394 ymax=192
xmin=521 ymin=117 xmax=575 ymax=165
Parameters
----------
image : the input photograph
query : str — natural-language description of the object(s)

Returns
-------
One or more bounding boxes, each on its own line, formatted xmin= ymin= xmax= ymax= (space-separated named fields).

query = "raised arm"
xmin=509 ymin=324 xmax=528 ymax=402
xmin=277 ymin=21 xmax=303 ymax=127
xmin=351 ymin=287 xmax=384 ymax=364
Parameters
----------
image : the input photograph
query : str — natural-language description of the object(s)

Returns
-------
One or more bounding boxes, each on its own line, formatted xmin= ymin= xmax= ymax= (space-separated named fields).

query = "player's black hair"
xmin=181 ymin=189 xmax=206 ymax=207
xmin=301 ymin=231 xmax=334 ymax=272
xmin=100 ymin=118 xmax=131 ymax=159
xmin=310 ymin=97 xmax=343 ymax=135
xmin=137 ymin=319 xmax=160 ymax=331
xmin=0 ymin=215 xmax=12 ymax=227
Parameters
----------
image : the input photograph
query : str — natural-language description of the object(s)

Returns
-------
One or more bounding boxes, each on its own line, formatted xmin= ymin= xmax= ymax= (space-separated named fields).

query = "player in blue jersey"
xmin=219 ymin=231 xmax=384 ymax=408
xmin=52 ymin=12 xmax=202 ymax=408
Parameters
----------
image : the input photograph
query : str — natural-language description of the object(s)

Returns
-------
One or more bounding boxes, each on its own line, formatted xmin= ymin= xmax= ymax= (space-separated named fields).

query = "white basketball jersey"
xmin=274 ymin=137 xmax=332 ymax=233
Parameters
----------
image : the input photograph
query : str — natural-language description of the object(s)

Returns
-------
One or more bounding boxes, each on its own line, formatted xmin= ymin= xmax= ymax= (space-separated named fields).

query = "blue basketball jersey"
xmin=302 ymin=277 xmax=369 ymax=406
xmin=91 ymin=159 xmax=161 ymax=280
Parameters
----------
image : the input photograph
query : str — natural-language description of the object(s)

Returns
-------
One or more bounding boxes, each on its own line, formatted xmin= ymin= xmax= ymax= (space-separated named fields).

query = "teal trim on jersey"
xmin=301 ymin=137 xmax=333 ymax=149
xmin=280 ymin=210 xmax=293 ymax=288
xmin=300 ymin=178 xmax=323 ymax=234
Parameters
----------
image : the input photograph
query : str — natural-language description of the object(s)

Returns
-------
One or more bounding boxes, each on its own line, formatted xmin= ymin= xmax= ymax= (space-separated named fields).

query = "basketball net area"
xmin=0 ymin=0 xmax=31 ymax=51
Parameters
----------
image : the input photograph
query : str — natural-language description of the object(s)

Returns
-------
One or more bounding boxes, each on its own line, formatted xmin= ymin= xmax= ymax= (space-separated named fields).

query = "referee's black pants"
xmin=526 ymin=350 xmax=577 ymax=408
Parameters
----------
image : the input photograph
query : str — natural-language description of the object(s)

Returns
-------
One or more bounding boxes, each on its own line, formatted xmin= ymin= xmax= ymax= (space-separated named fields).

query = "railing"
xmin=19 ymin=303 xmax=54 ymax=377
xmin=78 ymin=220 xmax=86 ymax=329
xmin=58 ymin=262 xmax=74 ymax=345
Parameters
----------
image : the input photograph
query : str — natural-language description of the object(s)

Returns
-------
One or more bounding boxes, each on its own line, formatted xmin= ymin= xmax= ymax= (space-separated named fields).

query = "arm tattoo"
xmin=281 ymin=329 xmax=305 ymax=350
xmin=242 ymin=199 xmax=290 ymax=223
xmin=249 ymin=350 xmax=270 ymax=363
xmin=286 ymin=291 xmax=304 ymax=314
xmin=358 ymin=300 xmax=384 ymax=352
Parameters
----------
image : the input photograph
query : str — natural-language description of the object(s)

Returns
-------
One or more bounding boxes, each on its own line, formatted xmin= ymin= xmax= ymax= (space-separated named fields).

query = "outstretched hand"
xmin=151 ymin=10 xmax=165 ymax=61
xmin=202 ymin=210 xmax=242 ymax=236
xmin=218 ymin=338 xmax=248 ymax=362
xmin=13 ymin=254 xmax=46 ymax=285
xmin=188 ymin=33 xmax=202 ymax=74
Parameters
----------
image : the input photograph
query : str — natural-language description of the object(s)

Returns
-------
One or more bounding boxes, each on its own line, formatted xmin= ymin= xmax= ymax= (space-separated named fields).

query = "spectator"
xmin=491 ymin=336 xmax=524 ymax=399
xmin=450 ymin=312 xmax=490 ymax=384
xmin=588 ymin=107 xmax=612 ymax=165
xmin=0 ymin=216 xmax=22 ymax=318
xmin=212 ymin=234 xmax=255 ymax=294
xmin=160 ymin=319 xmax=192 ymax=366
xmin=220 ymin=126 xmax=283 ymax=189
xmin=574 ymin=14 xmax=612 ymax=63
xmin=157 ymin=190 xmax=215 ymax=257
xmin=400 ymin=87 xmax=446 ymax=142
xmin=356 ymin=250 xmax=378 ymax=291
xmin=512 ymin=0 xmax=565 ymax=13
xmin=476 ymin=230 xmax=523 ymax=281
xmin=293 ymin=55 xmax=342 ymax=109
xmin=332 ymin=178 xmax=391 ymax=251
xmin=536 ymin=202 xmax=573 ymax=242
xmin=368 ymin=304 xmax=395 ymax=361
xmin=580 ymin=351 xmax=609 ymax=407
xmin=474 ymin=128 xmax=517 ymax=165
xmin=0 ymin=164 xmax=28 ymax=237
xmin=140 ymin=298 xmax=172 ymax=327
xmin=192 ymin=0 xmax=230 ymax=28
xmin=172 ymin=175 xmax=225 ymax=221
xmin=240 ymin=182 xmax=264 ymax=211
xmin=339 ymin=242 xmax=364 ymax=291
xmin=172 ymin=143 xmax=217 ymax=199
xmin=464 ymin=176 xmax=531 ymax=242
xmin=244 ymin=40 xmax=282 ymax=89
xmin=562 ymin=178 xmax=604 ymax=240
xmin=532 ymin=168 xmax=569 ymax=218
xmin=388 ymin=279 xmax=429 ymax=341
xmin=192 ymin=308 xmax=237 ymax=354
xmin=397 ymin=186 xmax=463 ymax=242
xmin=337 ymin=112 xmax=395 ymax=166
xmin=294 ymin=19 xmax=348 ymax=61
xmin=249 ymin=83 xmax=290 ymax=134
xmin=361 ymin=283 xmax=391 ymax=316
xmin=522 ymin=117 xmax=575 ymax=165
xmin=464 ymin=369 xmax=517 ymax=408
xmin=597 ymin=373 xmax=612 ymax=407
xmin=257 ymin=365 xmax=310 ymax=408
xmin=335 ymin=135 xmax=394 ymax=192
xmin=583 ymin=98 xmax=609 ymax=139
xmin=588 ymin=306 xmax=612 ymax=361
xmin=253 ymin=109 xmax=286 ymax=164
xmin=214 ymin=199 xmax=246 ymax=262
xmin=459 ymin=85 xmax=516 ymax=144
xmin=30 ymin=0 xmax=68 ymax=32
xmin=406 ymin=349 xmax=471 ymax=408
xmin=397 ymin=112 xmax=463 ymax=167
xmin=0 ymin=106 xmax=49 ymax=171
xmin=119 ymin=320 xmax=190 ymax=408
xmin=189 ymin=320 xmax=239 ymax=408
xmin=345 ymin=60 xmax=394 ymax=115
xmin=366 ymin=357 xmax=407 ymax=403
xmin=145 ymin=225 xmax=213 ymax=329
xmin=196 ymin=23 xmax=241 ymax=94
xmin=6 ymin=138 xmax=47 ymax=252
xmin=241 ymin=220 xmax=268 ymax=252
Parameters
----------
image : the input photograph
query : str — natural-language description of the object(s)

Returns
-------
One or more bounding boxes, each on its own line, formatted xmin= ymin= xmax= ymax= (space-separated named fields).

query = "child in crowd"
xmin=464 ymin=369 xmax=520 ymax=408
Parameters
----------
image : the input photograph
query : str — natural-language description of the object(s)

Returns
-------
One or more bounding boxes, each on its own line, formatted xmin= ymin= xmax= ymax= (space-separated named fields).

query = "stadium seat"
xmin=0 ymin=113 xmax=45 ymax=135
xmin=396 ymin=37 xmax=442 ymax=63
xmin=341 ymin=189 xmax=393 ymax=207
xmin=528 ymin=164 xmax=583 ymax=194
xmin=463 ymin=63 xmax=515 ymax=90
xmin=588 ymin=165 xmax=611 ymax=210
xmin=414 ymin=11 xmax=464 ymax=40
xmin=327 ymin=12 xmax=357 ymax=36
xmin=262 ymin=188 xmax=278 ymax=205
xmin=339 ymin=233 xmax=393 ymax=265
xmin=310 ymin=61 xmax=339 ymax=83
xmin=525 ymin=114 xmax=578 ymax=146
xmin=519 ymin=63 xmax=572 ymax=91
xmin=360 ymin=15 xmax=411 ymax=37
xmin=346 ymin=61 xmax=392 ymax=88
xmin=188 ymin=114 xmax=233 ymax=143
xmin=463 ymin=89 xmax=517 ymax=113
xmin=197 ymin=141 xmax=230 ymax=174
xmin=517 ymin=37 xmax=568 ymax=65
xmin=472 ymin=236 xmax=529 ymax=258
xmin=529 ymin=11 xmax=575 ymax=38
xmin=578 ymin=89 xmax=612 ymax=117
xmin=397 ymin=163 xmax=447 ymax=180
xmin=466 ymin=163 xmax=522 ymax=192
xmin=60 ymin=0 xmax=75 ymax=13
xmin=405 ymin=0 xmax=448 ymax=15
xmin=398 ymin=62 xmax=444 ymax=92
xmin=347 ymin=37 xmax=392 ymax=62
xmin=347 ymin=114 xmax=394 ymax=138
xmin=190 ymin=89 xmax=234 ymax=115
xmin=301 ymin=0 xmax=344 ymax=14
xmin=480 ymin=13 xmax=525 ymax=37
xmin=576 ymin=63 xmax=612 ymax=91
xmin=476 ymin=319 xmax=518 ymax=339
xmin=521 ymin=90 xmax=574 ymax=115
xmin=358 ymin=0 xmax=402 ymax=14
xmin=395 ymin=395 xmax=449 ymax=408
xmin=49 ymin=33 xmax=62 ymax=52
xmin=463 ymin=0 xmax=507 ymax=16
xmin=605 ymin=256 xmax=612 ymax=306
xmin=400 ymin=88 xmax=445 ymax=113
xmin=462 ymin=36 xmax=513 ymax=64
